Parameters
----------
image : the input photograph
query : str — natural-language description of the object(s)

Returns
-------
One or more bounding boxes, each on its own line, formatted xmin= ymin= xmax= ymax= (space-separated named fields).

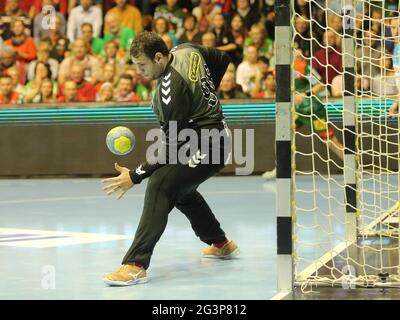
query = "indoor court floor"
xmin=0 ymin=176 xmax=277 ymax=300
xmin=1 ymin=175 xmax=399 ymax=300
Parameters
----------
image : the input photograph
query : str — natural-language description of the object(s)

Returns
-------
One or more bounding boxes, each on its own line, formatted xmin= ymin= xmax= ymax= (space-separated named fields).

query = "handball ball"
xmin=106 ymin=126 xmax=135 ymax=155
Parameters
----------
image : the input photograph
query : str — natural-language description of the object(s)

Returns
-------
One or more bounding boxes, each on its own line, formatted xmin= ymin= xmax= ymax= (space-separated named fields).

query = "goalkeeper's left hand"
xmin=102 ymin=163 xmax=134 ymax=200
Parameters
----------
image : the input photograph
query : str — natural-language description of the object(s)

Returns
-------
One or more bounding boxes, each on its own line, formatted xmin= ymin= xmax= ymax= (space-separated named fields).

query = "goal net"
xmin=290 ymin=0 xmax=400 ymax=290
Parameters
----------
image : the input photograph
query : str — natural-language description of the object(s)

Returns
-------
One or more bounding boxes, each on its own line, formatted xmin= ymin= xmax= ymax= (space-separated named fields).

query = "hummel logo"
xmin=162 ymin=96 xmax=171 ymax=105
xmin=161 ymin=87 xmax=170 ymax=96
xmin=188 ymin=150 xmax=207 ymax=168
xmin=135 ymin=165 xmax=146 ymax=175
xmin=161 ymin=72 xmax=171 ymax=105
xmin=164 ymin=72 xmax=171 ymax=80
xmin=162 ymin=79 xmax=171 ymax=87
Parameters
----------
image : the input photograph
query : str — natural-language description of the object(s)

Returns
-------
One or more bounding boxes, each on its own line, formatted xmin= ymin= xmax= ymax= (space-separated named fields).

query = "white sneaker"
xmin=262 ymin=168 xmax=276 ymax=180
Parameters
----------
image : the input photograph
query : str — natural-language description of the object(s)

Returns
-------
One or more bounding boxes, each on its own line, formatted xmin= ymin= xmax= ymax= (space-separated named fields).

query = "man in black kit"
xmin=102 ymin=31 xmax=239 ymax=286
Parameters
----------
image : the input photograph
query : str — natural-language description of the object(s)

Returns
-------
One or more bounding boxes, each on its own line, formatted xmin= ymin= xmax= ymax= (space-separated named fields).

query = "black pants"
xmin=122 ymin=128 xmax=230 ymax=269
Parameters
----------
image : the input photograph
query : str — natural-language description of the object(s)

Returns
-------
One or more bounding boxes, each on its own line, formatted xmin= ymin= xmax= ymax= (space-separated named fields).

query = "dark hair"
xmin=230 ymin=13 xmax=245 ymax=25
xmin=229 ymin=13 xmax=247 ymax=34
xmin=152 ymin=16 xmax=169 ymax=33
xmin=183 ymin=13 xmax=197 ymax=25
xmin=212 ymin=13 xmax=227 ymax=31
xmin=257 ymin=56 xmax=270 ymax=65
xmin=130 ymin=31 xmax=169 ymax=60
xmin=35 ymin=61 xmax=52 ymax=79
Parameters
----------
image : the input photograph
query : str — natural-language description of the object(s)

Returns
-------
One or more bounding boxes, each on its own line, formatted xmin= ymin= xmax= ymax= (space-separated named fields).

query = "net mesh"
xmin=291 ymin=0 xmax=400 ymax=290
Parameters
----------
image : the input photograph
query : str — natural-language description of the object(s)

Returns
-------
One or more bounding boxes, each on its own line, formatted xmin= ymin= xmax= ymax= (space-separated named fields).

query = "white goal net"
xmin=291 ymin=0 xmax=400 ymax=290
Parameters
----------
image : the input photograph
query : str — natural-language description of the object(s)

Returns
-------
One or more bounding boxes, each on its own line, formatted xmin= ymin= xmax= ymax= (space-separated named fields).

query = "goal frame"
xmin=274 ymin=0 xmax=358 ymax=297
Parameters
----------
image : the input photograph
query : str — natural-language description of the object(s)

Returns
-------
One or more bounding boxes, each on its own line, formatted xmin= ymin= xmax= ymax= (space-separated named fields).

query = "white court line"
xmin=0 ymin=190 xmax=267 ymax=204
xmin=270 ymin=291 xmax=292 ymax=300
xmin=0 ymin=227 xmax=132 ymax=248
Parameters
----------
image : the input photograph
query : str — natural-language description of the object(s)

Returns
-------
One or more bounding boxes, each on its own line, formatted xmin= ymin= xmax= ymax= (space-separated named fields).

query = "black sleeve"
xmin=226 ymin=31 xmax=235 ymax=46
xmin=193 ymin=44 xmax=231 ymax=88
xmin=178 ymin=34 xmax=187 ymax=45
xmin=130 ymin=72 xmax=192 ymax=184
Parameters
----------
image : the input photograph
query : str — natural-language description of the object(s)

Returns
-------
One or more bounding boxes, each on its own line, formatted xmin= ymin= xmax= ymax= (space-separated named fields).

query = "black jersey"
xmin=130 ymin=43 xmax=231 ymax=184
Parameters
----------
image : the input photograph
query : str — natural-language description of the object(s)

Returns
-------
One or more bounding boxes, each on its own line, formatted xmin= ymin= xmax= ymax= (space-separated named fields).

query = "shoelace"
xmin=119 ymin=264 xmax=144 ymax=274
xmin=118 ymin=264 xmax=135 ymax=272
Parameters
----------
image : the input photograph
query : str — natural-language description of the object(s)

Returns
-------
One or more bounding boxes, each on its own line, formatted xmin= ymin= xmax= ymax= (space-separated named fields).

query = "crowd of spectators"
xmin=0 ymin=0 xmax=399 ymax=105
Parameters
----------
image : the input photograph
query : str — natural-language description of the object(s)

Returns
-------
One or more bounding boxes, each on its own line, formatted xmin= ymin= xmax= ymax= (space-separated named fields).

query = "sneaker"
xmin=262 ymin=168 xmax=276 ymax=180
xmin=202 ymin=240 xmax=240 ymax=259
xmin=103 ymin=264 xmax=148 ymax=286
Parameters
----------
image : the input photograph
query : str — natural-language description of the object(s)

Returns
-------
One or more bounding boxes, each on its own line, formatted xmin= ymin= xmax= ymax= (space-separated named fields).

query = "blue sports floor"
xmin=2 ymin=175 xmax=399 ymax=300
xmin=0 ymin=176 xmax=277 ymax=300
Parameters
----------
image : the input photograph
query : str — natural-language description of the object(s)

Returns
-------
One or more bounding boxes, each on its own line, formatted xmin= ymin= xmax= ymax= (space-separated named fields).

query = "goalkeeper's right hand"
xmin=389 ymin=101 xmax=399 ymax=115
xmin=101 ymin=163 xmax=134 ymax=200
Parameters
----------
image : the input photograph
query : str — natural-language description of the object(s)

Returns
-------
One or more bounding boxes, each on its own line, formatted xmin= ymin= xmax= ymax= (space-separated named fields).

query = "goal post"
xmin=275 ymin=0 xmax=294 ymax=294
xmin=342 ymin=0 xmax=358 ymax=247
xmin=275 ymin=0 xmax=400 ymax=295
